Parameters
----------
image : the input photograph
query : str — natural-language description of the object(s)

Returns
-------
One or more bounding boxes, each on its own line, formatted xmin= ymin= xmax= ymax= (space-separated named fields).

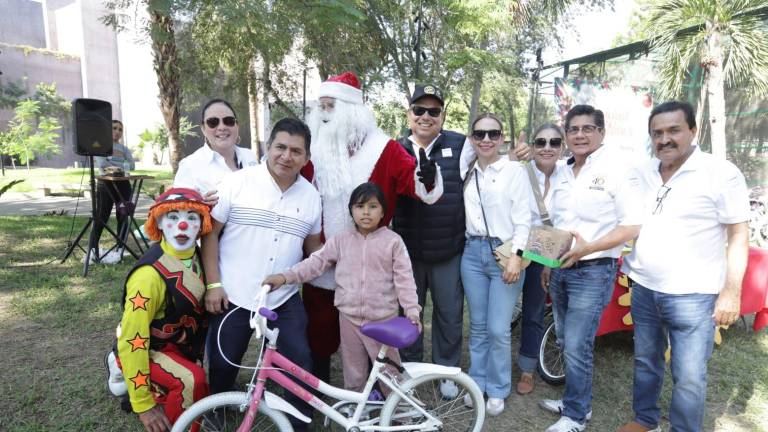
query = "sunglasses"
xmin=411 ymin=106 xmax=442 ymax=117
xmin=471 ymin=129 xmax=502 ymax=141
xmin=533 ymin=137 xmax=563 ymax=149
xmin=205 ymin=116 xmax=237 ymax=129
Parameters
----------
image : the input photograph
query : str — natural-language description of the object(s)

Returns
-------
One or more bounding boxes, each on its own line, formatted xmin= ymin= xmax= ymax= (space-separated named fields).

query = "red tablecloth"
xmin=596 ymin=247 xmax=768 ymax=336
xmin=741 ymin=247 xmax=768 ymax=331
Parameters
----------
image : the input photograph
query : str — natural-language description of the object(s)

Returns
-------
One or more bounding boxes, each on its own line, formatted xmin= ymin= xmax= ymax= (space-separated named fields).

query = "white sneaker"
xmin=439 ymin=379 xmax=459 ymax=399
xmin=486 ymin=398 xmax=504 ymax=416
xmin=539 ymin=399 xmax=592 ymax=421
xmin=101 ymin=249 xmax=123 ymax=264
xmin=462 ymin=393 xmax=474 ymax=408
xmin=105 ymin=351 xmax=127 ymax=396
xmin=545 ymin=416 xmax=586 ymax=432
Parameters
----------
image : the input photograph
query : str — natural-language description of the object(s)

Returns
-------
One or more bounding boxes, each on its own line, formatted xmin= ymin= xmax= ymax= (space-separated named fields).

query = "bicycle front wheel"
xmin=171 ymin=391 xmax=293 ymax=432
xmin=538 ymin=316 xmax=565 ymax=386
xmin=379 ymin=372 xmax=484 ymax=432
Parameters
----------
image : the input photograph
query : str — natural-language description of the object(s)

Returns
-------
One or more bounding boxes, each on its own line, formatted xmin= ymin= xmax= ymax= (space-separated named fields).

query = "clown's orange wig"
xmin=144 ymin=188 xmax=213 ymax=241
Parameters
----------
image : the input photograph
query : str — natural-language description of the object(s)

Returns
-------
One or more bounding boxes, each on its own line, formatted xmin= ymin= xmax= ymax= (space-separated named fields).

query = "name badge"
xmin=441 ymin=148 xmax=453 ymax=158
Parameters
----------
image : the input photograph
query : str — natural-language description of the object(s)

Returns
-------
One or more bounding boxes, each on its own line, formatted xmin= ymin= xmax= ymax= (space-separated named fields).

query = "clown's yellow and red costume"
xmin=114 ymin=188 xmax=212 ymax=424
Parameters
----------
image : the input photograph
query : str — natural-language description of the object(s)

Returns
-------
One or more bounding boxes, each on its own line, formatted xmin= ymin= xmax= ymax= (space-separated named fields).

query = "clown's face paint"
xmin=158 ymin=210 xmax=201 ymax=251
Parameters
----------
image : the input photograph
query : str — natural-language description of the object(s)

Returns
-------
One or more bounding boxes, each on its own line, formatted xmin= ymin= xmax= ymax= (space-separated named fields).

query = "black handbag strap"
xmin=472 ymin=167 xmax=497 ymax=256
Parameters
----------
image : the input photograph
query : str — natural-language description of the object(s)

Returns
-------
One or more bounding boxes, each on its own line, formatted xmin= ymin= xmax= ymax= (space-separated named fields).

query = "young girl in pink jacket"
xmin=264 ymin=182 xmax=421 ymax=392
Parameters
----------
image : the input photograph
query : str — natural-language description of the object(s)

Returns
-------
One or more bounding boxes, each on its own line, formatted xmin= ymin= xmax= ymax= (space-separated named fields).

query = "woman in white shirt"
xmin=461 ymin=113 xmax=531 ymax=416
xmin=515 ymin=124 xmax=565 ymax=396
xmin=174 ymin=99 xmax=258 ymax=205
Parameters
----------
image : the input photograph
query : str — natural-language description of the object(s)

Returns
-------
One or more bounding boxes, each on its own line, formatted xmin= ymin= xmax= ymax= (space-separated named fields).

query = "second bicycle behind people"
xmin=264 ymin=182 xmax=422 ymax=393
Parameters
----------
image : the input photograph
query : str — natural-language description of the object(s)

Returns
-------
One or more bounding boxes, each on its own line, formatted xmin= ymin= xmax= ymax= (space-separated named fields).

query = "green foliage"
xmin=2 ymin=100 xmax=62 ymax=169
xmin=0 ymin=80 xmax=27 ymax=109
xmin=138 ymin=116 xmax=197 ymax=164
xmin=373 ymin=101 xmax=409 ymax=138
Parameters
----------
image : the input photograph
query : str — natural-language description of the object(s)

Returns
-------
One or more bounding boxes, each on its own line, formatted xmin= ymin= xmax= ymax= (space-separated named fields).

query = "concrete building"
xmin=0 ymin=0 xmax=163 ymax=169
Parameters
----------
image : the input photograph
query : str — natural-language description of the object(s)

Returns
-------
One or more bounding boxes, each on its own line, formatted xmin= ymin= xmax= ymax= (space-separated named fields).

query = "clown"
xmin=105 ymin=188 xmax=212 ymax=431
xmin=301 ymin=71 xmax=443 ymax=380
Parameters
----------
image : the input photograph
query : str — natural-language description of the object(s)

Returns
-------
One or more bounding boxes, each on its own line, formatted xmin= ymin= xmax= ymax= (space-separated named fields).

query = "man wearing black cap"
xmin=393 ymin=84 xmax=467 ymax=398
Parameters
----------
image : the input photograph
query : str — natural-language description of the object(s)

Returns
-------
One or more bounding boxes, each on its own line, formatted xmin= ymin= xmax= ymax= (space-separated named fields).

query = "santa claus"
xmin=301 ymin=71 xmax=442 ymax=380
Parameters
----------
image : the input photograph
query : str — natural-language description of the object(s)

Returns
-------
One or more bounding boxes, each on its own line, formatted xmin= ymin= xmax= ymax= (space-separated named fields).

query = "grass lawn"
xmin=1 ymin=215 xmax=767 ymax=431
xmin=1 ymin=167 xmax=174 ymax=195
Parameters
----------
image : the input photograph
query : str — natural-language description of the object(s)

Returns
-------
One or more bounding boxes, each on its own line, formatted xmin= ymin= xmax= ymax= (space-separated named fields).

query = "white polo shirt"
xmin=622 ymin=147 xmax=749 ymax=295
xmin=174 ymin=144 xmax=258 ymax=194
xmin=211 ymin=164 xmax=322 ymax=310
xmin=465 ymin=158 xmax=532 ymax=252
xmin=549 ymin=145 xmax=644 ymax=260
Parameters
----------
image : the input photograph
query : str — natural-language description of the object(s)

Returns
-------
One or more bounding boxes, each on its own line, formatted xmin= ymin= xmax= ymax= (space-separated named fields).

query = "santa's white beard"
xmin=307 ymin=100 xmax=376 ymax=200
xmin=305 ymin=100 xmax=390 ymax=289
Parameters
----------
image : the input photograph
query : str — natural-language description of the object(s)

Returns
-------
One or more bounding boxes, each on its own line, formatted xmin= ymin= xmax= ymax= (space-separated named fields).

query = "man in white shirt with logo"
xmin=617 ymin=101 xmax=749 ymax=432
xmin=202 ymin=118 xmax=322 ymax=431
xmin=539 ymin=105 xmax=644 ymax=432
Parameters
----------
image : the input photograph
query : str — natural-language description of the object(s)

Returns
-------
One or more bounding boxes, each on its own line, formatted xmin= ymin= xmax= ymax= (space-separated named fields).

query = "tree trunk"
xmin=247 ymin=57 xmax=262 ymax=160
xmin=262 ymin=57 xmax=271 ymax=137
xmin=25 ymin=148 xmax=30 ymax=172
xmin=467 ymin=71 xmax=483 ymax=132
xmin=694 ymin=78 xmax=707 ymax=145
xmin=148 ymin=0 xmax=183 ymax=173
xmin=706 ymin=29 xmax=727 ymax=160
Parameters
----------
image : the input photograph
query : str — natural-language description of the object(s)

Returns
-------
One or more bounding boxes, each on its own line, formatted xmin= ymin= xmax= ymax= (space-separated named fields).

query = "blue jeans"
xmin=519 ymin=262 xmax=546 ymax=373
xmin=549 ymin=260 xmax=617 ymax=422
xmin=631 ymin=282 xmax=717 ymax=432
xmin=461 ymin=237 xmax=525 ymax=399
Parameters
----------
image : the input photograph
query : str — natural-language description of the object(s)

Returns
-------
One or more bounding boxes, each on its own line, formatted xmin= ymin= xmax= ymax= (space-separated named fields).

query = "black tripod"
xmin=60 ymin=155 xmax=130 ymax=276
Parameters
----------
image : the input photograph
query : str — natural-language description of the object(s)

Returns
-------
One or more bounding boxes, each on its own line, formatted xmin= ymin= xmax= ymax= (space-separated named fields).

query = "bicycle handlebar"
xmin=259 ymin=307 xmax=278 ymax=321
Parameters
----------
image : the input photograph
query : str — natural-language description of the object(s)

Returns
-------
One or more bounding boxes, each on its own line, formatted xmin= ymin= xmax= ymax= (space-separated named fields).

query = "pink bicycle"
xmin=171 ymin=285 xmax=485 ymax=432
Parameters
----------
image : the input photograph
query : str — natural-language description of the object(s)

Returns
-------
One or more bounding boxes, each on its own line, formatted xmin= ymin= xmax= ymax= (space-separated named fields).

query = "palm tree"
xmin=104 ymin=0 xmax=184 ymax=173
xmin=646 ymin=0 xmax=768 ymax=159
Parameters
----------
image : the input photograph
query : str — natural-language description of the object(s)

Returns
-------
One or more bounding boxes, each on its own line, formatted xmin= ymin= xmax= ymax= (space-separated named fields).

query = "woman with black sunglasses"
xmin=515 ymin=123 xmax=566 ymax=396
xmin=174 ymin=99 xmax=258 ymax=206
xmin=461 ymin=113 xmax=532 ymax=416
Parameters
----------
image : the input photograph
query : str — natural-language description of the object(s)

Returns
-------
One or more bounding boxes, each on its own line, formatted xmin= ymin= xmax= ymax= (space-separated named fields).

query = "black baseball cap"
xmin=410 ymin=84 xmax=444 ymax=106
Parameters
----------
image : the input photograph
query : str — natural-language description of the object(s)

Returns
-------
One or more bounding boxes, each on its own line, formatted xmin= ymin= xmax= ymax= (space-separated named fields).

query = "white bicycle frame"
xmin=233 ymin=285 xmax=464 ymax=431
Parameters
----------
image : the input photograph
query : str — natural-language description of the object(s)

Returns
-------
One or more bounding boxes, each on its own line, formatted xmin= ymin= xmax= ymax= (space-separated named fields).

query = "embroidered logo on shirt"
xmin=589 ymin=175 xmax=606 ymax=191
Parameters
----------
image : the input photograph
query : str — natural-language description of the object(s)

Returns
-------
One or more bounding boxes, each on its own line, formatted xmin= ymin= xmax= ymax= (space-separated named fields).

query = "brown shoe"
xmin=516 ymin=372 xmax=534 ymax=395
xmin=617 ymin=421 xmax=659 ymax=432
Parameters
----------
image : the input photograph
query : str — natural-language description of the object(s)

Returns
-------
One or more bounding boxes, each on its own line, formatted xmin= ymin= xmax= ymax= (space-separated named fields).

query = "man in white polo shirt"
xmin=539 ymin=105 xmax=644 ymax=432
xmin=618 ymin=101 xmax=749 ymax=432
xmin=201 ymin=117 xmax=322 ymax=431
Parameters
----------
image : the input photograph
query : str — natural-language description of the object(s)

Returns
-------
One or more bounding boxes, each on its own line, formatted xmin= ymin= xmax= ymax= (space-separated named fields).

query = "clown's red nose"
xmin=178 ymin=221 xmax=189 ymax=230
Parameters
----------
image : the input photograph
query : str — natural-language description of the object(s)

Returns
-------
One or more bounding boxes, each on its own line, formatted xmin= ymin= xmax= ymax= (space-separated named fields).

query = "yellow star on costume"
xmin=130 ymin=371 xmax=150 ymax=389
xmin=127 ymin=333 xmax=149 ymax=351
xmin=129 ymin=291 xmax=150 ymax=311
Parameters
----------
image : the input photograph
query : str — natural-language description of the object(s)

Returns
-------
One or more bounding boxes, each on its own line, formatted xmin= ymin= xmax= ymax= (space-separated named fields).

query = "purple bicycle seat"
xmin=360 ymin=316 xmax=419 ymax=349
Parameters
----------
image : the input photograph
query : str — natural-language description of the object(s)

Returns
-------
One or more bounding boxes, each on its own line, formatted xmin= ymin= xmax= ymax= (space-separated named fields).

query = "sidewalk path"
xmin=0 ymin=192 xmax=153 ymax=218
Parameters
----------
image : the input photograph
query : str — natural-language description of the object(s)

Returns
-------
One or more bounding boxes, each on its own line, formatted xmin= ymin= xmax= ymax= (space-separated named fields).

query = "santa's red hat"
xmin=318 ymin=71 xmax=364 ymax=105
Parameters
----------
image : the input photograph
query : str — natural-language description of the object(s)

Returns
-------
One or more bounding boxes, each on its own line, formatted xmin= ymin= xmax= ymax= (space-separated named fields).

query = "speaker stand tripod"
xmin=60 ymin=155 xmax=126 ymax=276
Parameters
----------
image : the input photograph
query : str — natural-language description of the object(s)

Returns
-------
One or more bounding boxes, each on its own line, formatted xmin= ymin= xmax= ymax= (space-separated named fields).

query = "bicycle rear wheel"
xmin=170 ymin=391 xmax=293 ymax=432
xmin=538 ymin=315 xmax=565 ymax=386
xmin=379 ymin=372 xmax=484 ymax=432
